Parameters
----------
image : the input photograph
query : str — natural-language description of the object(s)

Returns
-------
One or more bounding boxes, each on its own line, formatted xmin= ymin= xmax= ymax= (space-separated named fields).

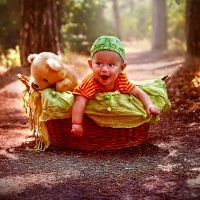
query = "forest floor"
xmin=0 ymin=50 xmax=200 ymax=200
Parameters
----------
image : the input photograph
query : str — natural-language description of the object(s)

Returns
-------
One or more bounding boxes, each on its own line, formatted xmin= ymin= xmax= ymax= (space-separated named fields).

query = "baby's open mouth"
xmin=100 ymin=75 xmax=109 ymax=80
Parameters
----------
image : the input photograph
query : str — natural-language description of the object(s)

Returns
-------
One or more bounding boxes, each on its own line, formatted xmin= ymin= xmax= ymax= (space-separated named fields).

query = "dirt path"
xmin=0 ymin=51 xmax=200 ymax=200
xmin=125 ymin=50 xmax=184 ymax=84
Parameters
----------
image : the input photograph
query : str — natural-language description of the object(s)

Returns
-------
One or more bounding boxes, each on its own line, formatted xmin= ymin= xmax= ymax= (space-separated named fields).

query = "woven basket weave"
xmin=46 ymin=115 xmax=150 ymax=151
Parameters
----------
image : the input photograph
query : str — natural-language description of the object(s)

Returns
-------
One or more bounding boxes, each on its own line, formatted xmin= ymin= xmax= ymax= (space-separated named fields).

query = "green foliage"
xmin=58 ymin=0 xmax=114 ymax=54
xmin=174 ymin=0 xmax=182 ymax=5
xmin=0 ymin=45 xmax=20 ymax=68
xmin=0 ymin=0 xmax=20 ymax=52
xmin=167 ymin=0 xmax=186 ymax=52
xmin=118 ymin=0 xmax=186 ymax=53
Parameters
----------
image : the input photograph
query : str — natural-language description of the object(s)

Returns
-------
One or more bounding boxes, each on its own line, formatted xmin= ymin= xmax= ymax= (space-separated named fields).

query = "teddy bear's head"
xmin=28 ymin=52 xmax=78 ymax=92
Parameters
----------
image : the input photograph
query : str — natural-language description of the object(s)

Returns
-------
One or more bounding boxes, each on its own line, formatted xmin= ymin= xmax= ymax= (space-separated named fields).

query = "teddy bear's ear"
xmin=47 ymin=58 xmax=63 ymax=71
xmin=27 ymin=54 xmax=38 ymax=63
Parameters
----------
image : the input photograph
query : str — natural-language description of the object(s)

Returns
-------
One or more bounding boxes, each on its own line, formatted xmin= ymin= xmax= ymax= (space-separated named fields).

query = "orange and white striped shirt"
xmin=73 ymin=73 xmax=136 ymax=99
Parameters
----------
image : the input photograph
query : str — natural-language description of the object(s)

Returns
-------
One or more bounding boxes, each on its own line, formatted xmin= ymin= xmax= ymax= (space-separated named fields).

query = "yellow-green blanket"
xmin=22 ymin=79 xmax=171 ymax=150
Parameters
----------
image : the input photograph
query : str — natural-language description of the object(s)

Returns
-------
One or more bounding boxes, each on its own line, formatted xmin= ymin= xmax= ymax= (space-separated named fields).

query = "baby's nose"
xmin=102 ymin=65 xmax=109 ymax=71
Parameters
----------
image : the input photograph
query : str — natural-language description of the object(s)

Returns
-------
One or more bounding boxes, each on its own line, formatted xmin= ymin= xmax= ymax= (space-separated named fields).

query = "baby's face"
xmin=88 ymin=50 xmax=126 ymax=91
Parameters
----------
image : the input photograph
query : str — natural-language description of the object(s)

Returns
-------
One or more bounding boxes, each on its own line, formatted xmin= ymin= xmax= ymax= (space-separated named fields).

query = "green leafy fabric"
xmin=39 ymin=89 xmax=74 ymax=122
xmin=38 ymin=79 xmax=171 ymax=128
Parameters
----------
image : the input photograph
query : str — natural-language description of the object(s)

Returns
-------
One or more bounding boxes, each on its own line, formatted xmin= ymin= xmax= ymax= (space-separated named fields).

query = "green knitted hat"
xmin=91 ymin=35 xmax=125 ymax=61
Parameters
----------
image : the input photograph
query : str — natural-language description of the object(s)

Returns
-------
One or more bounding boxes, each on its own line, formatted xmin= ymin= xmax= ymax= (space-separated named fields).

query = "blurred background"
xmin=0 ymin=0 xmax=187 ymax=71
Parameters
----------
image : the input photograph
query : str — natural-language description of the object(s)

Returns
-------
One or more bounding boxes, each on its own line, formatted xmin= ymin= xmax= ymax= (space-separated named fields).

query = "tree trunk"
xmin=111 ymin=0 xmax=121 ymax=39
xmin=152 ymin=0 xmax=167 ymax=50
xmin=186 ymin=0 xmax=200 ymax=56
xmin=19 ymin=0 xmax=60 ymax=67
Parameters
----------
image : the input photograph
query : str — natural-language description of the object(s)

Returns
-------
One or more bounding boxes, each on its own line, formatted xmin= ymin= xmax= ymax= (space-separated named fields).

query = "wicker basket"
xmin=46 ymin=114 xmax=150 ymax=151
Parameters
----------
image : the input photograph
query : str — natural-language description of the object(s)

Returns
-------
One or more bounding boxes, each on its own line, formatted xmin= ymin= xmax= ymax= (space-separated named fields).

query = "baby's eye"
xmin=44 ymin=79 xmax=48 ymax=82
xmin=96 ymin=62 xmax=101 ymax=65
xmin=109 ymin=63 xmax=115 ymax=67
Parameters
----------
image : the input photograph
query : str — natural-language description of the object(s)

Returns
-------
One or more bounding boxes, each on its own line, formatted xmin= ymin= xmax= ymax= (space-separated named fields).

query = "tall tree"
xmin=152 ymin=0 xmax=167 ymax=50
xmin=111 ymin=0 xmax=121 ymax=39
xmin=19 ymin=0 xmax=60 ymax=67
xmin=186 ymin=0 xmax=200 ymax=56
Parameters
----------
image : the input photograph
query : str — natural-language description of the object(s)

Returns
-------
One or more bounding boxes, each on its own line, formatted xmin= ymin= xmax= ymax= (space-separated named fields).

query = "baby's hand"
xmin=146 ymin=105 xmax=160 ymax=115
xmin=71 ymin=124 xmax=83 ymax=136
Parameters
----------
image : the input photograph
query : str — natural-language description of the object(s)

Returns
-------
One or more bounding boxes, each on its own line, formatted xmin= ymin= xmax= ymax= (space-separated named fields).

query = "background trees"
xmin=186 ymin=0 xmax=200 ymax=56
xmin=20 ymin=0 xmax=60 ymax=67
xmin=167 ymin=0 xmax=186 ymax=52
xmin=0 ymin=0 xmax=20 ymax=54
xmin=111 ymin=0 xmax=121 ymax=39
xmin=152 ymin=0 xmax=167 ymax=50
xmin=58 ymin=0 xmax=111 ymax=54
xmin=0 ymin=0 xmax=191 ymax=67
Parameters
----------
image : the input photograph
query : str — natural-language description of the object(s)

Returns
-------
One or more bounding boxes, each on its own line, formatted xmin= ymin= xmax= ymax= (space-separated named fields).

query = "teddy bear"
xmin=27 ymin=52 xmax=79 ymax=92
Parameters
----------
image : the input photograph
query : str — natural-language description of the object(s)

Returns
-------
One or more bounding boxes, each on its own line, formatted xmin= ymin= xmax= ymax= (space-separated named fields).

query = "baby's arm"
xmin=71 ymin=95 xmax=89 ymax=136
xmin=131 ymin=86 xmax=160 ymax=115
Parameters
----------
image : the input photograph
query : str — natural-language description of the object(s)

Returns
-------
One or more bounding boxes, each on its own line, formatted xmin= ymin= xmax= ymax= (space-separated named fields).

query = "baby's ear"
xmin=88 ymin=59 xmax=92 ymax=68
xmin=27 ymin=54 xmax=38 ymax=63
xmin=120 ymin=63 xmax=127 ymax=72
xmin=47 ymin=58 xmax=63 ymax=71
